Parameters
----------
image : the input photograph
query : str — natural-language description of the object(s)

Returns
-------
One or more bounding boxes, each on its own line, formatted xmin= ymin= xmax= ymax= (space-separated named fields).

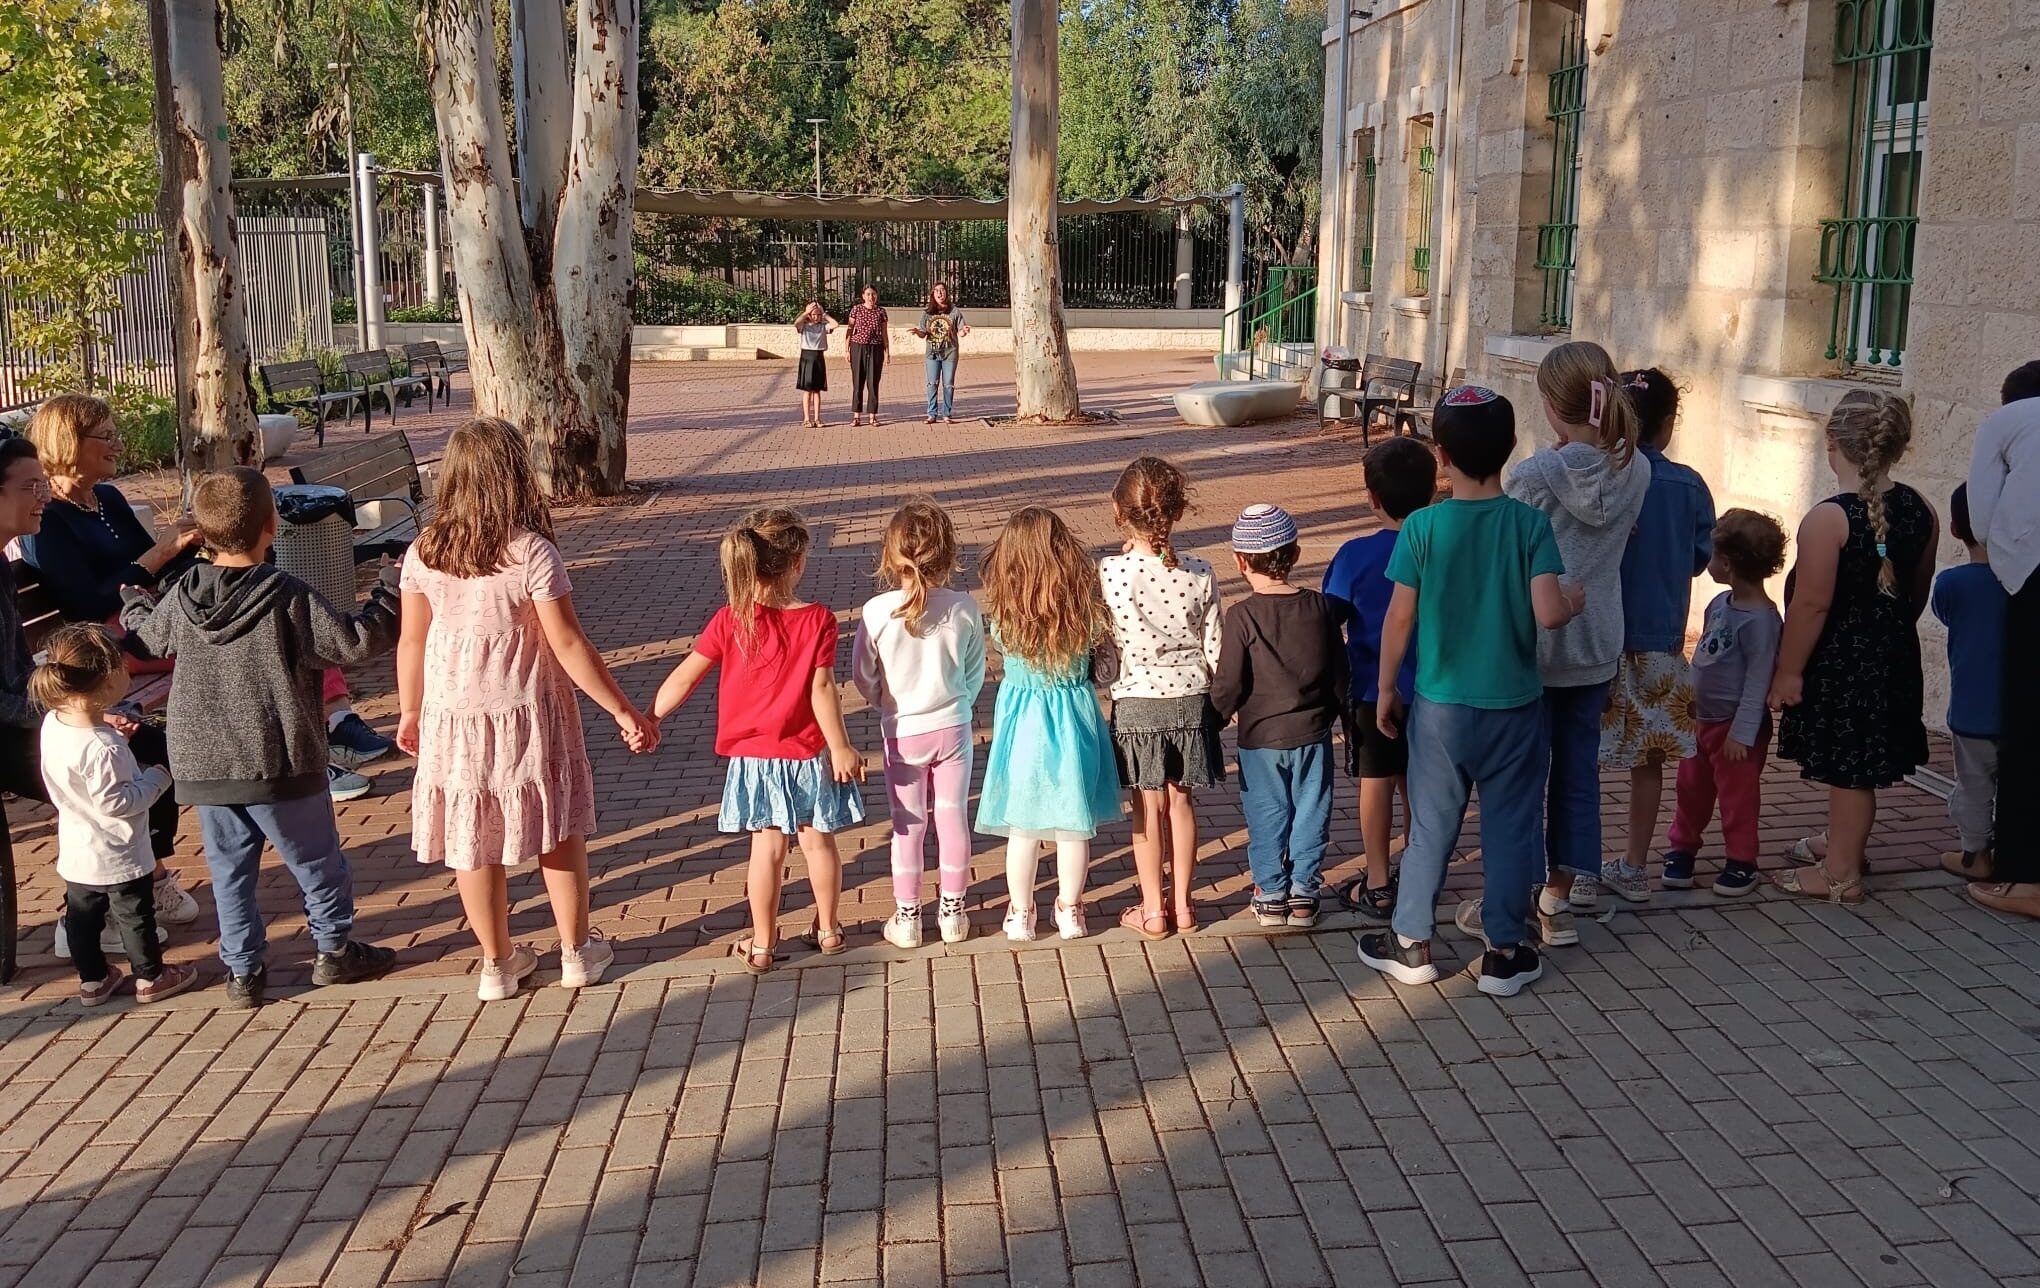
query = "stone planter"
xmin=257 ymin=414 xmax=298 ymax=462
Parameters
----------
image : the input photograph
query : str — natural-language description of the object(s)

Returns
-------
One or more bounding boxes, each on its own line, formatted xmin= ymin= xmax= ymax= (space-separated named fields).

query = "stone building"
xmin=1313 ymin=0 xmax=2039 ymax=718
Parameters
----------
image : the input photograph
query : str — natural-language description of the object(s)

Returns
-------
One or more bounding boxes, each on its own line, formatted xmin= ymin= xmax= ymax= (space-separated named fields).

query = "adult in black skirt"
xmin=793 ymin=301 xmax=840 ymax=428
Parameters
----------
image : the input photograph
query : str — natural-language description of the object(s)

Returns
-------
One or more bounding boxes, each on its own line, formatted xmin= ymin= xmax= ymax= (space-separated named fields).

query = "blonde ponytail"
xmin=720 ymin=507 xmax=810 ymax=648
xmin=1537 ymin=340 xmax=1639 ymax=467
xmin=876 ymin=498 xmax=960 ymax=635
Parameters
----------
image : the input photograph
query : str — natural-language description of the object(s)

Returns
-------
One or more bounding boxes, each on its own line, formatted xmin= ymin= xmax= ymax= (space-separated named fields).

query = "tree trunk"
xmin=1007 ymin=0 xmax=1080 ymax=422
xmin=424 ymin=0 xmax=635 ymax=498
xmin=152 ymin=0 xmax=255 ymax=475
xmin=508 ymin=0 xmax=569 ymax=255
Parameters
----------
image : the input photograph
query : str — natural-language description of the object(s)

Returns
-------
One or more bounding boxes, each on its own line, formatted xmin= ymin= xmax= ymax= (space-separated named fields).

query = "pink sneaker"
xmin=135 ymin=963 xmax=199 ymax=1004
xmin=79 ymin=966 xmax=126 ymax=1007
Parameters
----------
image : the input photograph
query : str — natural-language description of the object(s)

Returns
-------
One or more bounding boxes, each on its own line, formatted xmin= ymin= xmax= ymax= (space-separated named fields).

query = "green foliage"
xmin=388 ymin=300 xmax=460 ymax=323
xmin=105 ymin=383 xmax=177 ymax=473
xmin=635 ymin=267 xmax=778 ymax=326
xmin=332 ymin=297 xmax=359 ymax=324
xmin=0 ymin=0 xmax=156 ymax=392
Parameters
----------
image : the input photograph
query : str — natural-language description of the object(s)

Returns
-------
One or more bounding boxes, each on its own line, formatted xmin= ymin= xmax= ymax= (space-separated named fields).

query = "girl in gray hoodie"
xmin=1502 ymin=342 xmax=1652 ymax=945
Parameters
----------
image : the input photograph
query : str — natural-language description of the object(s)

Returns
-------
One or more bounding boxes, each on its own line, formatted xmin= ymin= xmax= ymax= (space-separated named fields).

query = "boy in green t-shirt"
xmin=1357 ymin=387 xmax=1583 ymax=997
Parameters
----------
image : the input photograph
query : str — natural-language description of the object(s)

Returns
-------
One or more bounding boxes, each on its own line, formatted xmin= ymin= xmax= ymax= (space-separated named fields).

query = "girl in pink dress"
xmin=396 ymin=418 xmax=660 ymax=1001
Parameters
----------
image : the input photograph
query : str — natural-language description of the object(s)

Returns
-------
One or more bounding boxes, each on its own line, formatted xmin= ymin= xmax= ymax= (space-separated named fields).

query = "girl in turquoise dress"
xmin=975 ymin=507 xmax=1123 ymax=941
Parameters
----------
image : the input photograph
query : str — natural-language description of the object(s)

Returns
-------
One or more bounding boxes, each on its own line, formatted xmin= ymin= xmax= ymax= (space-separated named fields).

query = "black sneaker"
xmin=1712 ymin=861 xmax=1758 ymax=899
xmin=312 ymin=941 xmax=398 ymax=987
xmin=1478 ymin=944 xmax=1543 ymax=997
xmin=1251 ymin=892 xmax=1289 ymax=927
xmin=226 ymin=965 xmax=267 ymax=1010
xmin=1286 ymin=896 xmax=1320 ymax=928
xmin=1357 ymin=931 xmax=1440 ymax=985
xmin=1662 ymin=850 xmax=1697 ymax=889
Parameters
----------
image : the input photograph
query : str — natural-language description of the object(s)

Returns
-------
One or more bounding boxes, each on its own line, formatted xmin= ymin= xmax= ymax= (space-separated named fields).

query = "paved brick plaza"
xmin=0 ymin=352 xmax=2027 ymax=1287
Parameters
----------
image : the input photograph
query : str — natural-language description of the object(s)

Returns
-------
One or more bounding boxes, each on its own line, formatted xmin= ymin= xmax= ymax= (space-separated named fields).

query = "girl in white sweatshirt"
xmin=853 ymin=500 xmax=987 ymax=948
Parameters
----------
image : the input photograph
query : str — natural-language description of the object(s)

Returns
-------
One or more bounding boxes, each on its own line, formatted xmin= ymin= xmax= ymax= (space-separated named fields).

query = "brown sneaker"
xmin=79 ymin=966 xmax=126 ymax=1007
xmin=1941 ymin=849 xmax=1991 ymax=880
xmin=135 ymin=962 xmax=199 ymax=1004
xmin=1969 ymin=882 xmax=2040 ymax=919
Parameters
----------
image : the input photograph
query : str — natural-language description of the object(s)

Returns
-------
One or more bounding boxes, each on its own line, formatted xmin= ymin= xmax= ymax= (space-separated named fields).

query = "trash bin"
xmin=272 ymin=484 xmax=358 ymax=610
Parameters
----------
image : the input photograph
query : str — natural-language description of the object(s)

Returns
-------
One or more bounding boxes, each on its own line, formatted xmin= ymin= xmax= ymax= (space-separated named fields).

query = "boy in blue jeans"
xmin=123 ymin=468 xmax=401 ymax=1007
xmin=1358 ymin=387 xmax=1582 ymax=996
xmin=1933 ymin=483 xmax=2006 ymax=881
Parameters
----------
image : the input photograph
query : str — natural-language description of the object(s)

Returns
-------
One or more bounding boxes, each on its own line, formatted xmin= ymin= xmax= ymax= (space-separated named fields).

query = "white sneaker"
xmin=559 ymin=930 xmax=614 ymax=988
xmin=1569 ymin=876 xmax=1601 ymax=910
xmin=1053 ymin=900 xmax=1088 ymax=940
xmin=1003 ymin=904 xmax=1037 ymax=942
xmin=53 ymin=920 xmax=167 ymax=960
xmin=477 ymin=945 xmax=538 ymax=1001
xmin=153 ymin=871 xmax=202 ymax=925
xmin=1536 ymin=889 xmax=1580 ymax=947
xmin=937 ymin=900 xmax=970 ymax=944
xmin=883 ymin=908 xmax=924 ymax=950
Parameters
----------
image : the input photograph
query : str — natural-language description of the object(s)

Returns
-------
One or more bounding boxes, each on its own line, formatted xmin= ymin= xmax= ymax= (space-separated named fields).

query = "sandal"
xmin=1335 ymin=874 xmax=1398 ymax=920
xmin=1118 ymin=906 xmax=1170 ymax=941
xmin=1787 ymin=832 xmax=1829 ymax=866
xmin=1941 ymin=849 xmax=1991 ymax=880
xmin=733 ymin=939 xmax=778 ymax=974
xmin=1171 ymin=903 xmax=1199 ymax=934
xmin=1772 ymin=859 xmax=1865 ymax=905
xmin=799 ymin=925 xmax=848 ymax=956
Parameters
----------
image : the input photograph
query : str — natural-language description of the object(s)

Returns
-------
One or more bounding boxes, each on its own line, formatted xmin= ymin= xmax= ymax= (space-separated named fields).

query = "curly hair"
xmin=1711 ymin=508 xmax=1788 ymax=584
xmin=1110 ymin=456 xmax=1191 ymax=567
xmin=1619 ymin=367 xmax=1681 ymax=447
xmin=876 ymin=497 xmax=960 ymax=634
xmin=721 ymin=507 xmax=810 ymax=650
xmin=1826 ymin=390 xmax=1913 ymax=596
xmin=979 ymin=506 xmax=1109 ymax=674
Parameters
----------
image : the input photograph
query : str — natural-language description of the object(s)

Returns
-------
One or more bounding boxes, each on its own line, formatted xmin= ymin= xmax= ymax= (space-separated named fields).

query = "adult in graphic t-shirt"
xmin=845 ymin=285 xmax=890 ymax=427
xmin=911 ymin=281 xmax=972 ymax=424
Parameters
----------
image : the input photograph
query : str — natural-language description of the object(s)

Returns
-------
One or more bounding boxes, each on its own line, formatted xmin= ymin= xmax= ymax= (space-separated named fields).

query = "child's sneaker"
xmin=884 ymin=907 xmax=925 ymax=950
xmin=1599 ymin=859 xmax=1651 ymax=905
xmin=152 ymin=870 xmax=202 ymax=925
xmin=1712 ymin=861 xmax=1758 ymax=899
xmin=1536 ymin=889 xmax=1580 ymax=947
xmin=478 ymin=945 xmax=539 ymax=1001
xmin=1286 ymin=896 xmax=1320 ymax=928
xmin=135 ymin=963 xmax=199 ymax=1005
xmin=1252 ymin=891 xmax=1290 ymax=927
xmin=1568 ymin=876 xmax=1601 ymax=910
xmin=1054 ymin=900 xmax=1088 ymax=940
xmin=78 ymin=966 xmax=126 ymax=1008
xmin=1477 ymin=944 xmax=1543 ymax=997
xmin=327 ymin=713 xmax=395 ymax=768
xmin=311 ymin=941 xmax=398 ymax=987
xmin=559 ymin=931 xmax=614 ymax=989
xmin=1003 ymin=903 xmax=1037 ymax=942
xmin=1661 ymin=851 xmax=1698 ymax=889
xmin=327 ymin=764 xmax=372 ymax=802
xmin=226 ymin=965 xmax=267 ymax=1010
xmin=1357 ymin=932 xmax=1440 ymax=985
xmin=937 ymin=896 xmax=970 ymax=944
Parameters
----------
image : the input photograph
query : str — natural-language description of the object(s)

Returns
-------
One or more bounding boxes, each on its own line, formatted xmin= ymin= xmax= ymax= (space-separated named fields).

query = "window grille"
xmin=1408 ymin=125 xmax=1436 ymax=296
xmin=1350 ymin=138 xmax=1378 ymax=294
xmin=1534 ymin=8 xmax=1587 ymax=330
xmin=1817 ymin=0 xmax=1932 ymax=367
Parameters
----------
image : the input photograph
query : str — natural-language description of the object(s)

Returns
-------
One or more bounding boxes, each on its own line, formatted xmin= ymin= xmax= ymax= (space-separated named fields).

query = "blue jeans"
xmin=1392 ymin=697 xmax=1548 ymax=949
xmin=1544 ymin=682 xmax=1611 ymax=881
xmin=1238 ymin=740 xmax=1333 ymax=901
xmin=198 ymin=795 xmax=356 ymax=975
xmin=925 ymin=352 xmax=958 ymax=418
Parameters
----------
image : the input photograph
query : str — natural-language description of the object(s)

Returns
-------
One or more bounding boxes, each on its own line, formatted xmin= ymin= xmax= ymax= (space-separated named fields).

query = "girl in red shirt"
xmin=652 ymin=508 xmax=867 ymax=972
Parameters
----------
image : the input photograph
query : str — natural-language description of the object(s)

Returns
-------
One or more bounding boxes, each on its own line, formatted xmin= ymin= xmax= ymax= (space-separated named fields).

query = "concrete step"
xmin=629 ymin=345 xmax=770 ymax=362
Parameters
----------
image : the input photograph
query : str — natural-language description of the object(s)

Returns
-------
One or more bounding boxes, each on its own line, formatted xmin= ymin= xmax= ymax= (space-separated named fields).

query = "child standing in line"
xmin=1582 ymin=367 xmax=1716 ymax=907
xmin=1930 ymin=484 xmax=2004 ymax=882
xmin=396 ymin=418 xmax=659 ymax=1002
xmin=1100 ymin=456 xmax=1223 ymax=939
xmin=853 ymin=499 xmax=987 ymax=949
xmin=1357 ymin=388 xmax=1582 ymax=997
xmin=33 ymin=625 xmax=198 ymax=1006
xmin=121 ymin=468 xmax=400 ymax=1009
xmin=1503 ymin=341 xmax=1651 ymax=943
xmin=1770 ymin=391 xmax=1935 ymax=904
xmin=1211 ymin=505 xmax=1348 ymax=929
xmin=653 ymin=508 xmax=867 ymax=973
xmin=974 ymin=507 xmax=1122 ymax=941
xmin=1322 ymin=437 xmax=1436 ymax=919
xmin=1665 ymin=510 xmax=1786 ymax=898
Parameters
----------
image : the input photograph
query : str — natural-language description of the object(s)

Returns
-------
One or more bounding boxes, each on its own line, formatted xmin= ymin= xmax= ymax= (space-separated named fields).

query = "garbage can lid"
xmin=274 ymin=483 xmax=356 ymax=527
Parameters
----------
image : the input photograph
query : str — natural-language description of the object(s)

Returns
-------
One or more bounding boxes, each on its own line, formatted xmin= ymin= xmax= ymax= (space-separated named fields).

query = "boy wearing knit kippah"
xmin=1211 ymin=504 xmax=1349 ymax=928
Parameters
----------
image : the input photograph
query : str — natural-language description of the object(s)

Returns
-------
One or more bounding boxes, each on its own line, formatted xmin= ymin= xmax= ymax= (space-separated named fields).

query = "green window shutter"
xmin=1534 ymin=9 xmax=1588 ymax=330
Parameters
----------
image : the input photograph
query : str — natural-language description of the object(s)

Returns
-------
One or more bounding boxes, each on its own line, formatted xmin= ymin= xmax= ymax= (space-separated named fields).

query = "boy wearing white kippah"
xmin=1211 ymin=504 xmax=1349 ymax=927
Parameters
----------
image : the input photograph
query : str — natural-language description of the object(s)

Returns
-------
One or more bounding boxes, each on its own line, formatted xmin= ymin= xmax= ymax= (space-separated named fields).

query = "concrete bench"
xmin=1172 ymin=380 xmax=1300 ymax=427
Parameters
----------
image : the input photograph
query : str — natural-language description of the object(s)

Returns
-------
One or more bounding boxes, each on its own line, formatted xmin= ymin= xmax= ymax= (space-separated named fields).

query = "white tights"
xmin=1005 ymin=835 xmax=1091 ymax=911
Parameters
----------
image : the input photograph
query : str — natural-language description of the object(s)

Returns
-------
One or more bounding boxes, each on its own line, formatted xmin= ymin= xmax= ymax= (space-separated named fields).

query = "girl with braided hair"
xmin=1768 ymin=390 xmax=1935 ymax=904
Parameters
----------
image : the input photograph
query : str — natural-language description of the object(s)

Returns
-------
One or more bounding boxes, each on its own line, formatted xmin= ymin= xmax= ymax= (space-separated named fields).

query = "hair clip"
xmin=1588 ymin=379 xmax=1606 ymax=429
xmin=1624 ymin=373 xmax=1650 ymax=392
xmin=1875 ymin=542 xmax=1888 ymax=559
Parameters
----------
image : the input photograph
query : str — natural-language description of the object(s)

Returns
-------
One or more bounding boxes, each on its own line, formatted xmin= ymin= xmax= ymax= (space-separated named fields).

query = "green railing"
xmin=1534 ymin=10 xmax=1587 ymax=330
xmin=1219 ymin=274 xmax=1317 ymax=380
xmin=1355 ymin=154 xmax=1377 ymax=293
xmin=1817 ymin=0 xmax=1932 ymax=367
xmin=1409 ymin=144 xmax=1436 ymax=296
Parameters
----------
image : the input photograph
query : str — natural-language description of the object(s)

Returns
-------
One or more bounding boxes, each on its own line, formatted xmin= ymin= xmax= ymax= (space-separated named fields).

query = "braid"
xmin=1827 ymin=391 xmax=1913 ymax=598
xmin=1110 ymin=456 xmax=1190 ymax=569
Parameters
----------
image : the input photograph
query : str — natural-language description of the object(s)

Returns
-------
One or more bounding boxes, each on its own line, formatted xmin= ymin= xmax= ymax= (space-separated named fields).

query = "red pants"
xmin=1669 ymin=718 xmax=1769 ymax=862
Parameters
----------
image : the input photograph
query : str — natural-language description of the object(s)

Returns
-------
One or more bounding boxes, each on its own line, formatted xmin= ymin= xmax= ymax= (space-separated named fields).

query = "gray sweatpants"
xmin=1950 ymin=733 xmax=2000 ymax=854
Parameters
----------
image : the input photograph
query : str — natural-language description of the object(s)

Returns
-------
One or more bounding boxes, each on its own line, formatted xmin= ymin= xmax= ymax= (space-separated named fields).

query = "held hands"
xmin=1767 ymin=672 xmax=1803 ymax=711
xmin=618 ymin=707 xmax=662 ymax=754
xmin=829 ymin=745 xmax=867 ymax=784
xmin=1560 ymin=579 xmax=1588 ymax=619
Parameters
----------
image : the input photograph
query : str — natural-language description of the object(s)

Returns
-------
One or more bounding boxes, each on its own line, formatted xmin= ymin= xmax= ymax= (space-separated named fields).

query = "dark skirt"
xmin=796 ymin=349 xmax=828 ymax=393
xmin=1111 ymin=695 xmax=1225 ymax=790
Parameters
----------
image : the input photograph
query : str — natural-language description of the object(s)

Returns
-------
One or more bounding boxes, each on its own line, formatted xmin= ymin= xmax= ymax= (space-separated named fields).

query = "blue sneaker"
xmin=1712 ymin=861 xmax=1758 ymax=898
xmin=1662 ymin=851 xmax=1697 ymax=889
xmin=328 ymin=713 xmax=393 ymax=768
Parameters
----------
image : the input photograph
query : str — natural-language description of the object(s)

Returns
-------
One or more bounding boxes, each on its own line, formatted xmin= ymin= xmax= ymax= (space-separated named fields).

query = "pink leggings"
xmin=884 ymin=725 xmax=974 ymax=903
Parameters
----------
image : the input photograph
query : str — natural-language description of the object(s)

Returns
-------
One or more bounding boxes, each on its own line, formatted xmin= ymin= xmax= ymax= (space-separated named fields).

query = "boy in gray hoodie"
xmin=123 ymin=468 xmax=401 ymax=1007
xmin=1500 ymin=342 xmax=1652 ymax=946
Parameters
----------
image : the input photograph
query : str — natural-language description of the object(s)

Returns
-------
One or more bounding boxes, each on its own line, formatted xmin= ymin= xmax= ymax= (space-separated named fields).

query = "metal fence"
xmin=237 ymin=189 xmax=451 ymax=317
xmin=0 ymin=216 xmax=332 ymax=410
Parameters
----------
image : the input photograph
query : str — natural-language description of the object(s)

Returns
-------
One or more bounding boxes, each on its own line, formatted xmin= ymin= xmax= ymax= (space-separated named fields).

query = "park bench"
xmin=259 ymin=358 xmax=364 ymax=447
xmin=290 ymin=430 xmax=434 ymax=557
xmin=2 ymin=561 xmax=173 ymax=982
xmin=1390 ymin=368 xmax=1467 ymax=442
xmin=339 ymin=351 xmax=433 ymax=434
xmin=1317 ymin=353 xmax=1422 ymax=444
xmin=400 ymin=341 xmax=465 ymax=410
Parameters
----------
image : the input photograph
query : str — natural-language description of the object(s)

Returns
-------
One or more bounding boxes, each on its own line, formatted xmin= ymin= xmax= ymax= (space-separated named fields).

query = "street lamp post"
xmin=328 ymin=60 xmax=369 ymax=350
xmin=806 ymin=117 xmax=826 ymax=301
